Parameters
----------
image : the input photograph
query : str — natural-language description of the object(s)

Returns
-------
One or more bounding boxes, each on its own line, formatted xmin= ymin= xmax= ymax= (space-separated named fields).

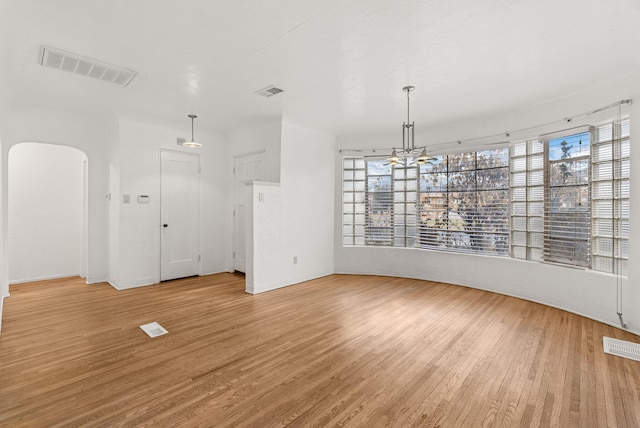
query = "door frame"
xmin=159 ymin=149 xmax=201 ymax=281
xmin=233 ymin=150 xmax=265 ymax=273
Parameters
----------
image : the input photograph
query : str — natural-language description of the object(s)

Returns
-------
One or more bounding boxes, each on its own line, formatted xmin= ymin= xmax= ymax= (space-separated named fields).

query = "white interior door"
xmin=234 ymin=152 xmax=265 ymax=272
xmin=161 ymin=151 xmax=200 ymax=281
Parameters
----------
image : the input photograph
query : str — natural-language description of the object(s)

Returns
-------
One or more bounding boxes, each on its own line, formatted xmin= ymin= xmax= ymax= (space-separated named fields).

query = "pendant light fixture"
xmin=182 ymin=114 xmax=202 ymax=148
xmin=386 ymin=86 xmax=435 ymax=165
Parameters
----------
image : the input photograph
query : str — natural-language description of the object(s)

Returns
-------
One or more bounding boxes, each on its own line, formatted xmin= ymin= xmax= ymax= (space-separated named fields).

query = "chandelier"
xmin=386 ymin=85 xmax=434 ymax=166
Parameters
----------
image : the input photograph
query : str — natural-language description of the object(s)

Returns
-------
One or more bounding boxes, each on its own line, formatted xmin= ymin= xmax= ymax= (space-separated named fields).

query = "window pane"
xmin=549 ymin=159 xmax=589 ymax=186
xmin=512 ymin=216 xmax=526 ymax=230
xmin=448 ymin=171 xmax=476 ymax=191
xmin=511 ymin=172 xmax=526 ymax=187
xmin=528 ymin=186 xmax=544 ymax=201
xmin=477 ymin=148 xmax=509 ymax=168
xmin=528 ymin=170 xmax=544 ymax=186
xmin=548 ymin=132 xmax=590 ymax=160
xmin=512 ymin=187 xmax=526 ymax=201
xmin=512 ymin=142 xmax=527 ymax=157
xmin=477 ymin=167 xmax=509 ymax=190
xmin=544 ymin=131 xmax=592 ymax=267
xmin=448 ymin=152 xmax=476 ymax=172
xmin=592 ymin=162 xmax=612 ymax=181
xmin=511 ymin=157 xmax=526 ymax=172
xmin=529 ymin=140 xmax=544 ymax=154
xmin=420 ymin=155 xmax=446 ymax=173
xmin=528 ymin=154 xmax=544 ymax=170
xmin=420 ymin=173 xmax=447 ymax=192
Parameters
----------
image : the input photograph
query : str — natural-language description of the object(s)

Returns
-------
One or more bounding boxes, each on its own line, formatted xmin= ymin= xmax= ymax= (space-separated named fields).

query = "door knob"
xmin=163 ymin=224 xmax=168 ymax=228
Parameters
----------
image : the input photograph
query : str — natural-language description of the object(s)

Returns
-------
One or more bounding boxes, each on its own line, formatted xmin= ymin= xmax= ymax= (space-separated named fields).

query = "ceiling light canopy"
xmin=386 ymin=86 xmax=435 ymax=166
xmin=182 ymin=114 xmax=202 ymax=148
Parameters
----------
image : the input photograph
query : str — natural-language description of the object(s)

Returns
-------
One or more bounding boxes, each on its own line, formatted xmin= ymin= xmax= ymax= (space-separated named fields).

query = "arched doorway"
xmin=8 ymin=143 xmax=88 ymax=285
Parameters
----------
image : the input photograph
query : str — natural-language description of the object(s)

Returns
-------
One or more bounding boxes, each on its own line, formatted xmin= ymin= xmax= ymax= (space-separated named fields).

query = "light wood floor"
xmin=1 ymin=274 xmax=639 ymax=427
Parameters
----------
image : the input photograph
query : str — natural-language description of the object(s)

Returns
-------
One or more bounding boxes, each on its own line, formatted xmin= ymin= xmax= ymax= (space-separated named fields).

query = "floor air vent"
xmin=140 ymin=322 xmax=168 ymax=338
xmin=40 ymin=46 xmax=137 ymax=87
xmin=603 ymin=336 xmax=640 ymax=362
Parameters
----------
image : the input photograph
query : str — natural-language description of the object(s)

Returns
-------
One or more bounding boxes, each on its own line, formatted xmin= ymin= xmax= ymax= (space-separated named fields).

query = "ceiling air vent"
xmin=39 ymin=46 xmax=137 ymax=87
xmin=255 ymin=85 xmax=284 ymax=98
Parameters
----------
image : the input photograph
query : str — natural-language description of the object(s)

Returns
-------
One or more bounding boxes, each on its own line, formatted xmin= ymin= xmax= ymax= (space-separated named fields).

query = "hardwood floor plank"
xmin=1 ymin=274 xmax=639 ymax=427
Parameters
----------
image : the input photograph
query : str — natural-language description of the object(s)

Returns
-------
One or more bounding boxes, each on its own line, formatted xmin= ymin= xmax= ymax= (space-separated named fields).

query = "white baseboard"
xmin=0 ymin=296 xmax=4 ymax=334
xmin=247 ymin=273 xmax=332 ymax=295
xmin=9 ymin=273 xmax=80 ymax=285
xmin=108 ymin=277 xmax=158 ymax=290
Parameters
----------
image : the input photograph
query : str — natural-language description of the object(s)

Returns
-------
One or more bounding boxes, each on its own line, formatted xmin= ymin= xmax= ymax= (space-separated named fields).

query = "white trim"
xmin=9 ymin=273 xmax=81 ymax=285
xmin=248 ymin=180 xmax=280 ymax=187
xmin=234 ymin=149 xmax=266 ymax=159
xmin=0 ymin=296 xmax=4 ymax=334
xmin=108 ymin=277 xmax=159 ymax=290
xmin=246 ymin=280 xmax=292 ymax=294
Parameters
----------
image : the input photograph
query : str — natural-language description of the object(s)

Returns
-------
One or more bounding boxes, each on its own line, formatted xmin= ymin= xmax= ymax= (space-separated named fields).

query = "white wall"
xmin=280 ymin=121 xmax=335 ymax=284
xmin=245 ymin=181 xmax=283 ymax=293
xmin=0 ymin=106 xmax=233 ymax=301
xmin=0 ymin=106 xmax=113 ymax=297
xmin=227 ymin=120 xmax=282 ymax=183
xmin=108 ymin=119 xmax=121 ymax=286
xmin=111 ymin=119 xmax=232 ymax=289
xmin=246 ymin=121 xmax=335 ymax=294
xmin=334 ymin=73 xmax=640 ymax=335
xmin=8 ymin=143 xmax=85 ymax=283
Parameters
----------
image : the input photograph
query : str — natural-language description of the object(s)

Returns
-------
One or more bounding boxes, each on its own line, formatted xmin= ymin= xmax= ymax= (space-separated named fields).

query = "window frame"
xmin=540 ymin=126 xmax=593 ymax=268
xmin=341 ymin=118 xmax=629 ymax=276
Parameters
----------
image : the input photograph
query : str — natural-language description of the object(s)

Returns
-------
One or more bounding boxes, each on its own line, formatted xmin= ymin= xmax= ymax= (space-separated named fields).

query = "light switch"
xmin=123 ymin=194 xmax=130 ymax=204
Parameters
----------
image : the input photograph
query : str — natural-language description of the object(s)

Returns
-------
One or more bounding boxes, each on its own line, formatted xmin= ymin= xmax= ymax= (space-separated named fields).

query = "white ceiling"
xmin=1 ymin=0 xmax=639 ymax=136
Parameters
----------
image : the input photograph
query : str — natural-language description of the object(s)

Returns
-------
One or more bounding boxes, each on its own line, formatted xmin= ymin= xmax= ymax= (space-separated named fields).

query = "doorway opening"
xmin=233 ymin=151 xmax=265 ymax=273
xmin=8 ymin=143 xmax=88 ymax=286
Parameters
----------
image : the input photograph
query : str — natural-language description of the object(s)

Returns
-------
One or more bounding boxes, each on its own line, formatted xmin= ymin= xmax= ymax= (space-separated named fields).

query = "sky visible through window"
xmin=548 ymin=132 xmax=590 ymax=160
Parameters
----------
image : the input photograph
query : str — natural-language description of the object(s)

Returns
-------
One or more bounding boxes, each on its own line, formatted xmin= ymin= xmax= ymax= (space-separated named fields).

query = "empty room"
xmin=0 ymin=1 xmax=639 ymax=427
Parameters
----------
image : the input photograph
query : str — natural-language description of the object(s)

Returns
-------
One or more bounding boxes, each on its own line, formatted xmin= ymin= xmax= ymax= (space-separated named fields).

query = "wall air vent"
xmin=39 ymin=46 xmax=137 ymax=87
xmin=255 ymin=85 xmax=284 ymax=98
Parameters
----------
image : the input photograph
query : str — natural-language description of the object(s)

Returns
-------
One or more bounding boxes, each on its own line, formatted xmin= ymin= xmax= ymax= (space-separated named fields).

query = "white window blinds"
xmin=591 ymin=120 xmax=630 ymax=274
xmin=343 ymin=149 xmax=510 ymax=256
xmin=418 ymin=149 xmax=510 ymax=255
xmin=544 ymin=130 xmax=592 ymax=267
xmin=342 ymin=158 xmax=366 ymax=246
xmin=343 ymin=157 xmax=418 ymax=247
xmin=510 ymin=139 xmax=545 ymax=261
xmin=509 ymin=119 xmax=629 ymax=274
xmin=343 ymin=118 xmax=629 ymax=276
